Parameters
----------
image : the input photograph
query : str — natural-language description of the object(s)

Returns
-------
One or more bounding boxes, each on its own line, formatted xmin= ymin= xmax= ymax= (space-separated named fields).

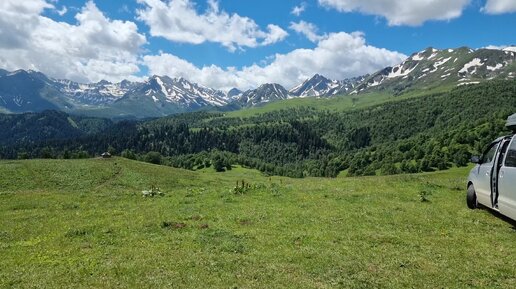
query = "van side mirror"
xmin=470 ymin=156 xmax=481 ymax=164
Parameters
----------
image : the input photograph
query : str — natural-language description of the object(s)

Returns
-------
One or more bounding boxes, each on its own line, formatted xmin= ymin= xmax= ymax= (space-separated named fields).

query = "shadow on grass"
xmin=479 ymin=205 xmax=516 ymax=229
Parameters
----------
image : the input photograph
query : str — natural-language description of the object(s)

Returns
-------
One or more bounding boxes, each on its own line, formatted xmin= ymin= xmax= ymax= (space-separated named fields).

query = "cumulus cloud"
xmin=318 ymin=0 xmax=471 ymax=26
xmin=0 ymin=0 xmax=53 ymax=49
xmin=291 ymin=2 xmax=307 ymax=16
xmin=262 ymin=24 xmax=290 ymax=46
xmin=144 ymin=31 xmax=406 ymax=91
xmin=0 ymin=0 xmax=146 ymax=83
xmin=289 ymin=21 xmax=325 ymax=42
xmin=0 ymin=0 xmax=407 ymax=90
xmin=137 ymin=0 xmax=288 ymax=51
xmin=482 ymin=0 xmax=516 ymax=14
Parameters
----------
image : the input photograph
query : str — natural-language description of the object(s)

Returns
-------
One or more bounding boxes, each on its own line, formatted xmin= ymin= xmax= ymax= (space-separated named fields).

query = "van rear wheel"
xmin=467 ymin=184 xmax=477 ymax=209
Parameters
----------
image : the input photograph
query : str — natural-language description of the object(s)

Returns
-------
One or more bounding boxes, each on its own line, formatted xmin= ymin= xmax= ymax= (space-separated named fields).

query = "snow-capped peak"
xmin=145 ymin=75 xmax=228 ymax=107
xmin=289 ymin=74 xmax=365 ymax=97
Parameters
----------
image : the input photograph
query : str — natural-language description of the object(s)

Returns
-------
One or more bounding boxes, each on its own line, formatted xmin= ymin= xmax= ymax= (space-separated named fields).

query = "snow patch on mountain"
xmin=146 ymin=75 xmax=228 ymax=107
xmin=502 ymin=47 xmax=516 ymax=53
xmin=289 ymin=74 xmax=365 ymax=98
xmin=238 ymin=83 xmax=291 ymax=106
xmin=459 ymin=58 xmax=484 ymax=74
xmin=487 ymin=63 xmax=504 ymax=71
xmin=387 ymin=63 xmax=418 ymax=78
xmin=412 ymin=54 xmax=424 ymax=61
xmin=434 ymin=57 xmax=452 ymax=68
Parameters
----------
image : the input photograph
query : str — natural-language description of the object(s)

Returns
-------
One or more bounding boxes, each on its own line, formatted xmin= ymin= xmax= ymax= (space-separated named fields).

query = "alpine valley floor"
xmin=1 ymin=158 xmax=515 ymax=288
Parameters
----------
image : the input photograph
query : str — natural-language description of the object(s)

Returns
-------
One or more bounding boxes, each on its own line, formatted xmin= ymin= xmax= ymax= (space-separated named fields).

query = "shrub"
xmin=121 ymin=149 xmax=136 ymax=160
xmin=419 ymin=190 xmax=433 ymax=202
xmin=144 ymin=151 xmax=162 ymax=165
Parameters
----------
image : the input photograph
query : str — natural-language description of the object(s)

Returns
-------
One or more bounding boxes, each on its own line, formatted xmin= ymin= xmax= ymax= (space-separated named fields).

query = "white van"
xmin=467 ymin=114 xmax=516 ymax=221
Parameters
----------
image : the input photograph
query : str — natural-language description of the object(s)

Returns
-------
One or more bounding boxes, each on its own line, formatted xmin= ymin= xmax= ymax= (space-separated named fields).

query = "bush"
xmin=73 ymin=150 xmax=90 ymax=159
xmin=121 ymin=149 xmax=136 ymax=160
xmin=107 ymin=145 xmax=117 ymax=155
xmin=40 ymin=147 xmax=54 ymax=159
xmin=144 ymin=151 xmax=162 ymax=165
xmin=211 ymin=150 xmax=232 ymax=172
xmin=418 ymin=190 xmax=433 ymax=202
xmin=17 ymin=152 xmax=29 ymax=159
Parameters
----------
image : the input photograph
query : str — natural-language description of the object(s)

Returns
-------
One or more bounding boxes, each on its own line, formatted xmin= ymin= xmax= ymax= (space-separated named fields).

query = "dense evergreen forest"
xmin=1 ymin=80 xmax=515 ymax=177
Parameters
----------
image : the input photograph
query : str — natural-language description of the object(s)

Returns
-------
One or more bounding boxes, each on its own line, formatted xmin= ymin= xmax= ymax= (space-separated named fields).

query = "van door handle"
xmin=500 ymin=170 xmax=504 ymax=178
xmin=486 ymin=172 xmax=490 ymax=176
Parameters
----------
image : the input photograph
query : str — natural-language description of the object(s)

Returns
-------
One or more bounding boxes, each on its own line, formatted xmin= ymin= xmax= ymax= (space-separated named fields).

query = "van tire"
xmin=467 ymin=184 xmax=477 ymax=209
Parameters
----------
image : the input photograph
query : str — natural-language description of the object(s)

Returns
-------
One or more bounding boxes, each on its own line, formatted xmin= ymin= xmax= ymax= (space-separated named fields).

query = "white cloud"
xmin=137 ymin=0 xmax=288 ymax=51
xmin=0 ymin=0 xmax=407 ymax=91
xmin=0 ymin=0 xmax=54 ymax=49
xmin=482 ymin=0 xmax=516 ymax=14
xmin=262 ymin=24 xmax=290 ymax=46
xmin=56 ymin=6 xmax=68 ymax=16
xmin=0 ymin=0 xmax=146 ymax=83
xmin=144 ymin=31 xmax=406 ymax=91
xmin=291 ymin=2 xmax=307 ymax=16
xmin=289 ymin=21 xmax=325 ymax=42
xmin=318 ymin=0 xmax=471 ymax=26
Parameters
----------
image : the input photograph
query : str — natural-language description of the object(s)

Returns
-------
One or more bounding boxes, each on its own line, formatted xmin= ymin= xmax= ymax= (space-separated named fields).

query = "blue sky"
xmin=1 ymin=0 xmax=515 ymax=90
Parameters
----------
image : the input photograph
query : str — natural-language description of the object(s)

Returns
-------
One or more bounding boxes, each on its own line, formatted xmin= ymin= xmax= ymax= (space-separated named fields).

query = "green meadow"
xmin=226 ymin=85 xmax=455 ymax=118
xmin=1 ymin=158 xmax=515 ymax=288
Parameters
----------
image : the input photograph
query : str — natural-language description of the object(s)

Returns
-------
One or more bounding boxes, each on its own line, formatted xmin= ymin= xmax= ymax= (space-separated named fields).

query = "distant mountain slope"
xmin=53 ymin=79 xmax=138 ymax=105
xmin=108 ymin=76 xmax=229 ymax=118
xmin=0 ymin=72 xmax=230 ymax=118
xmin=289 ymin=74 xmax=366 ymax=97
xmin=236 ymin=83 xmax=291 ymax=107
xmin=0 ymin=110 xmax=112 ymax=146
xmin=0 ymin=46 xmax=514 ymax=118
xmin=0 ymin=70 xmax=61 ymax=112
xmin=353 ymin=46 xmax=516 ymax=95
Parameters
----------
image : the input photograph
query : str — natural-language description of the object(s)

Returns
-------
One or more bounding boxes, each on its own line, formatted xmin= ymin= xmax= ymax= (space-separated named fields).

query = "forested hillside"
xmin=1 ymin=80 xmax=514 ymax=177
xmin=0 ymin=110 xmax=112 ymax=146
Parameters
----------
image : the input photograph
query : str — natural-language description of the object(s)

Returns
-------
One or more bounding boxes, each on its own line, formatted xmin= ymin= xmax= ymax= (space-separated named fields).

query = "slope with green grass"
xmin=225 ymin=85 xmax=453 ymax=119
xmin=1 ymin=158 xmax=515 ymax=288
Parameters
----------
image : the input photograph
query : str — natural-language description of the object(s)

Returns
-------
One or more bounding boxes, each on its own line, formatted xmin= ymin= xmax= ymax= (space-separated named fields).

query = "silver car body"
xmin=468 ymin=134 xmax=516 ymax=220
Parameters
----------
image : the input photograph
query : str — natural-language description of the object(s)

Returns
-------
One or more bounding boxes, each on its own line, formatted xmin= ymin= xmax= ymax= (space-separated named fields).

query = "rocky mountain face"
xmin=0 ymin=70 xmax=60 ymax=113
xmin=226 ymin=88 xmax=243 ymax=99
xmin=53 ymin=79 xmax=138 ymax=105
xmin=236 ymin=84 xmax=291 ymax=107
xmin=0 ymin=46 xmax=514 ymax=118
xmin=289 ymin=74 xmax=367 ymax=97
xmin=119 ymin=76 xmax=227 ymax=108
xmin=352 ymin=46 xmax=516 ymax=95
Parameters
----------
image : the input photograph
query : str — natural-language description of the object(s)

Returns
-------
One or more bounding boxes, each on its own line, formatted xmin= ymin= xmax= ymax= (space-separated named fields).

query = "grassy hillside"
xmin=1 ymin=158 xmax=515 ymax=288
xmin=226 ymin=84 xmax=454 ymax=118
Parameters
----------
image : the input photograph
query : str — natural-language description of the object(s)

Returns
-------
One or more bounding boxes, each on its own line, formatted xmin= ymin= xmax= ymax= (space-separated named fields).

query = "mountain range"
xmin=0 ymin=46 xmax=514 ymax=118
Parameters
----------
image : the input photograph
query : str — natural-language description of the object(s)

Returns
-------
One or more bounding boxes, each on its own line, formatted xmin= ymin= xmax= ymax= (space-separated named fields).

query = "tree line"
xmin=1 ymin=80 xmax=514 ymax=177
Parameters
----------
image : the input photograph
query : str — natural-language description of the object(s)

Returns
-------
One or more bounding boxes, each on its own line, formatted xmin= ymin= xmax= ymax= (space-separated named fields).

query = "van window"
xmin=482 ymin=143 xmax=499 ymax=164
xmin=505 ymin=138 xmax=516 ymax=167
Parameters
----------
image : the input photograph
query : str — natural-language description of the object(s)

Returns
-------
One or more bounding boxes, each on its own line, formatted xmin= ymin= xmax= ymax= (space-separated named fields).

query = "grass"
xmin=1 ymin=158 xmax=515 ymax=288
xmin=227 ymin=85 xmax=455 ymax=118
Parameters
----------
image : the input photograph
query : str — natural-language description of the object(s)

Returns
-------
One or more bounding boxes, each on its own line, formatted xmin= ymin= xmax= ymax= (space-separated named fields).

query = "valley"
xmin=1 ymin=80 xmax=514 ymax=178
